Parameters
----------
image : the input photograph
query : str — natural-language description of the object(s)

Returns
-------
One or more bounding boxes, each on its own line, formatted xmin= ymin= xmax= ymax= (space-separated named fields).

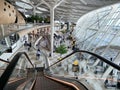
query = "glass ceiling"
xmin=15 ymin=1 xmax=33 ymax=9
xmin=73 ymin=3 xmax=120 ymax=61
xmin=10 ymin=0 xmax=120 ymax=23
xmin=18 ymin=8 xmax=28 ymax=12
xmin=15 ymin=1 xmax=49 ymax=15
xmin=21 ymin=0 xmax=31 ymax=3
xmin=35 ymin=10 xmax=42 ymax=14
xmin=37 ymin=7 xmax=48 ymax=12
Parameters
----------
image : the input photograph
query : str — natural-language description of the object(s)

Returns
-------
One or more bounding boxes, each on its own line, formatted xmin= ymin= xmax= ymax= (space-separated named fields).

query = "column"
xmin=1 ymin=25 xmax=10 ymax=47
xmin=50 ymin=7 xmax=54 ymax=58
xmin=33 ymin=7 xmax=36 ymax=24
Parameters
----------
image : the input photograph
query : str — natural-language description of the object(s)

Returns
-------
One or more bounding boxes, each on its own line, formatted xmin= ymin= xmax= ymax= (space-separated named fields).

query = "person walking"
xmin=24 ymin=41 xmax=28 ymax=50
xmin=36 ymin=49 xmax=41 ymax=60
xmin=28 ymin=42 xmax=32 ymax=51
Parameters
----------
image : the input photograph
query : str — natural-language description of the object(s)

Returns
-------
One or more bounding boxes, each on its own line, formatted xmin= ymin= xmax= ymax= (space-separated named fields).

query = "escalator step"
xmin=33 ymin=76 xmax=74 ymax=90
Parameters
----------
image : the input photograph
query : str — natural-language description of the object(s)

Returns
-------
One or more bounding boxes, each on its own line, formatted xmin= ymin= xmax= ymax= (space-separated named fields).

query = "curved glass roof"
xmin=9 ymin=0 xmax=120 ymax=23
xmin=37 ymin=7 xmax=48 ymax=12
xmin=35 ymin=10 xmax=43 ymax=14
xmin=15 ymin=1 xmax=33 ymax=9
xmin=18 ymin=8 xmax=28 ymax=12
xmin=73 ymin=3 xmax=120 ymax=59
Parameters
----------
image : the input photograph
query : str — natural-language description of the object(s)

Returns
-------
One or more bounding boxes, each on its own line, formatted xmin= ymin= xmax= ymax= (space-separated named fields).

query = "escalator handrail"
xmin=0 ymin=52 xmax=35 ymax=89
xmin=0 ymin=58 xmax=10 ymax=63
xmin=43 ymin=50 xmax=120 ymax=90
xmin=44 ymin=70 xmax=88 ymax=90
xmin=47 ymin=50 xmax=120 ymax=71
xmin=31 ymin=46 xmax=88 ymax=90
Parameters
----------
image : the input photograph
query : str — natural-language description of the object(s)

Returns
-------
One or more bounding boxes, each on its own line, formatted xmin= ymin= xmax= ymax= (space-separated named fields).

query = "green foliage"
xmin=61 ymin=30 xmax=66 ymax=34
xmin=26 ymin=15 xmax=50 ymax=23
xmin=56 ymin=44 xmax=67 ymax=55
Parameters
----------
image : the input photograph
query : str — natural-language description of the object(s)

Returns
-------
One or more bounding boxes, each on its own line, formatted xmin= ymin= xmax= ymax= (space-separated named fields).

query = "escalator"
xmin=26 ymin=67 xmax=76 ymax=90
xmin=3 ymin=78 xmax=26 ymax=90
xmin=32 ymin=67 xmax=75 ymax=90
xmin=46 ymin=50 xmax=120 ymax=89
xmin=0 ymin=51 xmax=87 ymax=90
xmin=0 ymin=52 xmax=35 ymax=90
xmin=1 ymin=50 xmax=120 ymax=90
xmin=36 ymin=35 xmax=51 ymax=51
xmin=33 ymin=76 xmax=74 ymax=90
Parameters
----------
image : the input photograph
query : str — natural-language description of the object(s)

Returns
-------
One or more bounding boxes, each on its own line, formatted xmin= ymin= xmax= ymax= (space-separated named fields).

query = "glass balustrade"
xmin=0 ymin=60 xmax=9 ymax=77
xmin=8 ymin=54 xmax=35 ymax=82
xmin=49 ymin=52 xmax=120 ymax=90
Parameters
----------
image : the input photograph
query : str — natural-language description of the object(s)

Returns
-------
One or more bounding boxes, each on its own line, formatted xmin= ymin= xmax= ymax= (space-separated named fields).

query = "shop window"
xmin=9 ymin=33 xmax=19 ymax=45
xmin=0 ymin=39 xmax=6 ymax=45
xmin=0 ymin=38 xmax=7 ymax=53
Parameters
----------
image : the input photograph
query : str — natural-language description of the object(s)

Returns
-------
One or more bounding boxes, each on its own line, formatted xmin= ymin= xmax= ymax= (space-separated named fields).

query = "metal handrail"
xmin=47 ymin=50 xmax=120 ymax=71
xmin=0 ymin=58 xmax=10 ymax=64
xmin=0 ymin=52 xmax=35 ymax=89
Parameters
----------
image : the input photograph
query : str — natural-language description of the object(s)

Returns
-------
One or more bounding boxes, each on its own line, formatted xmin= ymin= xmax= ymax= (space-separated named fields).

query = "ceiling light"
xmin=35 ymin=10 xmax=42 ymax=13
xmin=37 ymin=7 xmax=48 ymax=11
xmin=21 ymin=0 xmax=31 ymax=3
xmin=80 ymin=0 xmax=87 ymax=5
xmin=18 ymin=8 xmax=27 ymax=12
xmin=16 ymin=1 xmax=33 ymax=9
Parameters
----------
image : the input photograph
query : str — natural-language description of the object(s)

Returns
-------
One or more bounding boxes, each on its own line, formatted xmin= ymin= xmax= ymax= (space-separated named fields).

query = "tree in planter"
xmin=56 ymin=44 xmax=67 ymax=66
xmin=56 ymin=44 xmax=67 ymax=56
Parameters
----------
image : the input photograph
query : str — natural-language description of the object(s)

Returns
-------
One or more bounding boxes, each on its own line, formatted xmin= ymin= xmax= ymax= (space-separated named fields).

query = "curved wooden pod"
xmin=16 ymin=10 xmax=26 ymax=24
xmin=0 ymin=0 xmax=26 ymax=24
xmin=0 ymin=0 xmax=16 ymax=24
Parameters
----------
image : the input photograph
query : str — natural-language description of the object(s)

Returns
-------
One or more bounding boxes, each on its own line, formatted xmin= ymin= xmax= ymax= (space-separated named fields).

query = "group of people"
xmin=24 ymin=41 xmax=32 ymax=51
xmin=24 ymin=40 xmax=41 ymax=60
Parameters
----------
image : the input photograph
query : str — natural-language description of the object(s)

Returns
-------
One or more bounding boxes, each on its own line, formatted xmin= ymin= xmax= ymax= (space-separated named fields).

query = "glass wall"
xmin=73 ymin=3 xmax=120 ymax=57
xmin=72 ymin=3 xmax=120 ymax=89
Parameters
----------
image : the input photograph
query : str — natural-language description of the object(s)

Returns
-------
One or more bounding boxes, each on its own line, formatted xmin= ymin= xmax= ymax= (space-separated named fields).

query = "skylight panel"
xmin=37 ymin=7 xmax=48 ymax=11
xmin=16 ymin=1 xmax=32 ymax=9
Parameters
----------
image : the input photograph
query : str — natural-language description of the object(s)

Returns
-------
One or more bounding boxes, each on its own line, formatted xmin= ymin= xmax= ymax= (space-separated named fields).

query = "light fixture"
xmin=16 ymin=1 xmax=33 ymax=9
xmin=35 ymin=10 xmax=42 ymax=14
xmin=80 ymin=0 xmax=87 ymax=5
xmin=18 ymin=8 xmax=27 ymax=12
xmin=37 ymin=7 xmax=48 ymax=11
xmin=21 ymin=0 xmax=31 ymax=3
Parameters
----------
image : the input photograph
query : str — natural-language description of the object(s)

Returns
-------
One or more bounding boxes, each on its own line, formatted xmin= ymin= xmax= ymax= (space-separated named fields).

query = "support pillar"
xmin=33 ymin=7 xmax=36 ymax=24
xmin=1 ymin=25 xmax=10 ymax=47
xmin=42 ymin=0 xmax=64 ymax=58
xmin=50 ymin=7 xmax=54 ymax=58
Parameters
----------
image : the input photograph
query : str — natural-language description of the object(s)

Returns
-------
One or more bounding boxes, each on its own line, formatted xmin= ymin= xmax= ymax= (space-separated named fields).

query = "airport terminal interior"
xmin=0 ymin=0 xmax=120 ymax=90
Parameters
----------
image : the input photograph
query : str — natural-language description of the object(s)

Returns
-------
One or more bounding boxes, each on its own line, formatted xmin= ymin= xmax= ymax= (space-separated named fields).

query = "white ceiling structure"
xmin=8 ymin=0 xmax=120 ymax=23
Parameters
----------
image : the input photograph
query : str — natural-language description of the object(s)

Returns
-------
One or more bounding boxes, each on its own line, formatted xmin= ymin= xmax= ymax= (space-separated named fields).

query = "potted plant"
xmin=56 ymin=44 xmax=67 ymax=66
xmin=26 ymin=15 xmax=50 ymax=23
